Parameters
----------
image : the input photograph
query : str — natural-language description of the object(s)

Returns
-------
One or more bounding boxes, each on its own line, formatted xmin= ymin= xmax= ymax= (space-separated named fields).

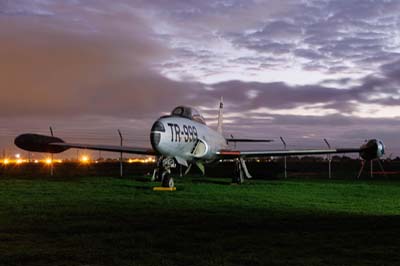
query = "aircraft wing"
xmin=225 ymin=138 xmax=274 ymax=143
xmin=216 ymin=148 xmax=361 ymax=158
xmin=217 ymin=137 xmax=385 ymax=161
xmin=14 ymin=133 xmax=156 ymax=155
xmin=50 ymin=142 xmax=156 ymax=155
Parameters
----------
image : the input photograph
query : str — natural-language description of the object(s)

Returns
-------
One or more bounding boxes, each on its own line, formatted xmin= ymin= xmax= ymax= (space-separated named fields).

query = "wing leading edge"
xmin=226 ymin=138 xmax=274 ymax=143
xmin=50 ymin=142 xmax=156 ymax=155
xmin=217 ymin=148 xmax=360 ymax=158
xmin=217 ymin=139 xmax=385 ymax=161
xmin=14 ymin=133 xmax=156 ymax=155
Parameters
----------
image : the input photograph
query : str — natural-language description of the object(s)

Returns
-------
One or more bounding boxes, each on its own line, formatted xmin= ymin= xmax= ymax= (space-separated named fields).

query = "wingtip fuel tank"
xmin=14 ymin=133 xmax=69 ymax=153
xmin=359 ymin=139 xmax=385 ymax=160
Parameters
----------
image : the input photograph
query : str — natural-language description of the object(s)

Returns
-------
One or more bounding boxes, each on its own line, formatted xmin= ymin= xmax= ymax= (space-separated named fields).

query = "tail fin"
xmin=217 ymin=97 xmax=223 ymax=134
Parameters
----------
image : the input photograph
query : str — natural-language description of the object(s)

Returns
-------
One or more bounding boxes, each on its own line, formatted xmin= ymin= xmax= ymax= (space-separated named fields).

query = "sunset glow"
xmin=1 ymin=1 xmax=400 ymax=155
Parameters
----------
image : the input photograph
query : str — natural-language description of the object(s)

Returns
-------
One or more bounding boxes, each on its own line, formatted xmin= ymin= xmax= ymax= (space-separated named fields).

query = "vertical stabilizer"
xmin=217 ymin=97 xmax=223 ymax=134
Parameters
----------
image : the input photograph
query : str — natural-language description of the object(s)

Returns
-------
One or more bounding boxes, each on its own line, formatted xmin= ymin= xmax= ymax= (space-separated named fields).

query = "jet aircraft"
xmin=15 ymin=99 xmax=385 ymax=187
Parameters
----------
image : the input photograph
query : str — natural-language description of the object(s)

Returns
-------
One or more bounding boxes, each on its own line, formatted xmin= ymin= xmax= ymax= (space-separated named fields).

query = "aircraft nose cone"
xmin=150 ymin=120 xmax=165 ymax=152
xmin=150 ymin=132 xmax=161 ymax=150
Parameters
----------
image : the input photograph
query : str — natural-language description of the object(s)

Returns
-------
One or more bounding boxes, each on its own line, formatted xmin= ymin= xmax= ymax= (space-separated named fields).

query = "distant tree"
xmin=340 ymin=156 xmax=352 ymax=161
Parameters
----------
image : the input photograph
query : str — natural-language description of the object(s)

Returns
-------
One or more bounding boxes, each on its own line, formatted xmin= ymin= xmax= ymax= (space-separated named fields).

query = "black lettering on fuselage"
xmin=167 ymin=123 xmax=174 ymax=142
xmin=193 ymin=127 xmax=198 ymax=140
xmin=174 ymin=124 xmax=181 ymax=142
xmin=168 ymin=123 xmax=198 ymax=143
xmin=183 ymin=125 xmax=189 ymax=142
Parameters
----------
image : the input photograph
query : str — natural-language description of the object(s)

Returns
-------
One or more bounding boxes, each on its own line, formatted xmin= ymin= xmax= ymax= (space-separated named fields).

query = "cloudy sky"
xmin=1 ymin=0 xmax=400 ymax=158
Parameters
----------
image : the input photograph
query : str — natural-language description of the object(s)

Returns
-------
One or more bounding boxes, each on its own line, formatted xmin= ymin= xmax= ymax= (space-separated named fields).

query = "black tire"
xmin=232 ymin=162 xmax=244 ymax=184
xmin=161 ymin=172 xmax=174 ymax=188
xmin=232 ymin=175 xmax=243 ymax=184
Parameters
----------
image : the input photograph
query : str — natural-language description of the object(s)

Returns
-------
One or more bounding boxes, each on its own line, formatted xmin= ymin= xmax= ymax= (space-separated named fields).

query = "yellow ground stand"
xmin=153 ymin=187 xmax=177 ymax=191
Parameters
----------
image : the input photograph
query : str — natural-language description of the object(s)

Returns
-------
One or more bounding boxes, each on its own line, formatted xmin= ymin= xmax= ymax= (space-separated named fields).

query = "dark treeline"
xmin=2 ymin=156 xmax=400 ymax=179
xmin=208 ymin=158 xmax=400 ymax=179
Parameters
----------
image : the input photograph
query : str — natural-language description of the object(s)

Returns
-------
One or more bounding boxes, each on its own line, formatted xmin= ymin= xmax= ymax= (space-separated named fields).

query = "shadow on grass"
xmin=2 ymin=209 xmax=400 ymax=266
xmin=191 ymin=178 xmax=231 ymax=185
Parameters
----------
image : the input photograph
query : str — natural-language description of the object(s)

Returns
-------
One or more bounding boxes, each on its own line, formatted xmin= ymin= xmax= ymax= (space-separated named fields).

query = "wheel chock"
xmin=153 ymin=187 xmax=176 ymax=191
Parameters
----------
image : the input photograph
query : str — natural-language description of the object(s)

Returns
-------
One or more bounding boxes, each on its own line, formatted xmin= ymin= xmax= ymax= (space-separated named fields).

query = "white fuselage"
xmin=150 ymin=116 xmax=227 ymax=162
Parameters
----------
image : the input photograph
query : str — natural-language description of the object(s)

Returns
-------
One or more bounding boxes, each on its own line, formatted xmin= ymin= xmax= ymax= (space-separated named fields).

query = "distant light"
xmin=15 ymin=154 xmax=20 ymax=159
xmin=128 ymin=157 xmax=156 ymax=164
xmin=34 ymin=160 xmax=39 ymax=164
xmin=45 ymin=158 xmax=52 ymax=165
xmin=80 ymin=156 xmax=90 ymax=164
xmin=3 ymin=159 xmax=9 ymax=165
xmin=16 ymin=159 xmax=23 ymax=164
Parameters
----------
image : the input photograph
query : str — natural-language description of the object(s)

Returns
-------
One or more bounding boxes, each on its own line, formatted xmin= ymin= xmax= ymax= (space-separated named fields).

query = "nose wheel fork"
xmin=161 ymin=171 xmax=175 ymax=188
xmin=152 ymin=156 xmax=176 ymax=188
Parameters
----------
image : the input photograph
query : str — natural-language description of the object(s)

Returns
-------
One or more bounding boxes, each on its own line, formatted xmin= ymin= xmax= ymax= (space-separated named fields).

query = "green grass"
xmin=1 ymin=176 xmax=400 ymax=265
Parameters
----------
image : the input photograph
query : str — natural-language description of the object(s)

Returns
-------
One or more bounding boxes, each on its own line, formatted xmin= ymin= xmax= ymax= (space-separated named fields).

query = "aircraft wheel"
xmin=232 ymin=175 xmax=243 ymax=184
xmin=232 ymin=162 xmax=244 ymax=184
xmin=161 ymin=172 xmax=174 ymax=188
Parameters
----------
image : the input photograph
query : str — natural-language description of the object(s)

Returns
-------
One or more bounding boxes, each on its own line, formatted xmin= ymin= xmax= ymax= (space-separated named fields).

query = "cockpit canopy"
xmin=171 ymin=106 xmax=206 ymax=125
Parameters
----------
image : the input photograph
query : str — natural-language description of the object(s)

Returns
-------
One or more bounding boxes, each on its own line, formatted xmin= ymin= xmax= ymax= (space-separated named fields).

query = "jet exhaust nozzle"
xmin=14 ymin=133 xmax=69 ymax=153
xmin=359 ymin=139 xmax=385 ymax=160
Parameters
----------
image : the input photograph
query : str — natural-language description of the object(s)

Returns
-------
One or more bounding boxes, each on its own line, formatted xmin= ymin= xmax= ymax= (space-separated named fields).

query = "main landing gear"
xmin=152 ymin=157 xmax=252 ymax=187
xmin=232 ymin=158 xmax=252 ymax=184
xmin=357 ymin=159 xmax=386 ymax=179
xmin=152 ymin=156 xmax=176 ymax=188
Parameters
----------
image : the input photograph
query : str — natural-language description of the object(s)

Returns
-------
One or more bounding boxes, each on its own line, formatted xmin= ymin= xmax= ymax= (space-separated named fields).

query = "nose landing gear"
xmin=152 ymin=156 xmax=177 ymax=188
xmin=161 ymin=171 xmax=175 ymax=188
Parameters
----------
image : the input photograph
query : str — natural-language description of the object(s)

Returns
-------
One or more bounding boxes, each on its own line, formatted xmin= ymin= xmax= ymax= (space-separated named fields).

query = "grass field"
xmin=1 ymin=176 xmax=400 ymax=266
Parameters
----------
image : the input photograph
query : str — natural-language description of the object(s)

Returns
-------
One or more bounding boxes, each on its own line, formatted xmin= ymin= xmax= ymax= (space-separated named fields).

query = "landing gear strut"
xmin=232 ymin=158 xmax=252 ymax=184
xmin=152 ymin=156 xmax=177 ymax=188
xmin=232 ymin=159 xmax=244 ymax=184
xmin=357 ymin=159 xmax=387 ymax=179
